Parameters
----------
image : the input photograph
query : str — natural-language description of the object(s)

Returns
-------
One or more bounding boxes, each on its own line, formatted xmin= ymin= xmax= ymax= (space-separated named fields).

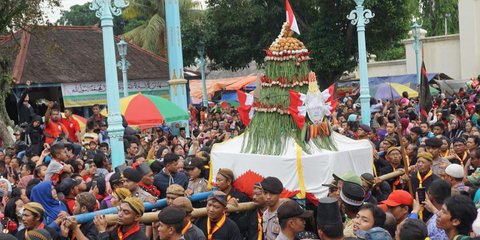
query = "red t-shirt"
xmin=64 ymin=197 xmax=76 ymax=214
xmin=60 ymin=117 xmax=80 ymax=143
xmin=44 ymin=120 xmax=67 ymax=144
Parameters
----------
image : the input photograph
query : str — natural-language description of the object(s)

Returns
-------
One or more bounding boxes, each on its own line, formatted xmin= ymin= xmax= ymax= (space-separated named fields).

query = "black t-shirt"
xmin=195 ymin=216 xmax=242 ymax=240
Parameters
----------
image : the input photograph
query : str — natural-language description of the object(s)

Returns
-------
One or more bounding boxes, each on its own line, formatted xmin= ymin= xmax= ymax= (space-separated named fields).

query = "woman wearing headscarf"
xmin=0 ymin=177 xmax=12 ymax=207
xmin=29 ymin=181 xmax=68 ymax=226
xmin=448 ymin=119 xmax=464 ymax=139
xmin=2 ymin=197 xmax=23 ymax=235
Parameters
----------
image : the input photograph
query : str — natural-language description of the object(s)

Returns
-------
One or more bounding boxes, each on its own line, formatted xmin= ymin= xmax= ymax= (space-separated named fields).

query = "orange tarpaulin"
xmin=189 ymin=76 xmax=257 ymax=100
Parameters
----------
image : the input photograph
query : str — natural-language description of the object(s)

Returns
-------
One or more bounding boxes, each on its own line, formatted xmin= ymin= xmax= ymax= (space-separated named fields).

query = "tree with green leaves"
xmin=122 ymin=0 xmax=203 ymax=56
xmin=417 ymin=0 xmax=459 ymax=36
xmin=182 ymin=0 xmax=416 ymax=88
xmin=56 ymin=2 xmax=132 ymax=35
xmin=0 ymin=0 xmax=60 ymax=33
xmin=0 ymin=0 xmax=60 ymax=146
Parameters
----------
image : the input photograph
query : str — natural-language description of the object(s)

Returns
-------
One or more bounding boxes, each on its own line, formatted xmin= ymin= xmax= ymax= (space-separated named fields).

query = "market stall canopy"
xmin=100 ymin=93 xmax=188 ymax=128
xmin=366 ymin=73 xmax=452 ymax=88
xmin=189 ymin=76 xmax=257 ymax=100
xmin=430 ymin=79 xmax=470 ymax=96
xmin=372 ymin=83 xmax=418 ymax=100
xmin=335 ymin=73 xmax=452 ymax=98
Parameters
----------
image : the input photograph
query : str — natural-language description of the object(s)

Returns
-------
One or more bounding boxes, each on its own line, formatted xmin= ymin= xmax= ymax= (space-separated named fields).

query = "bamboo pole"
xmin=105 ymin=202 xmax=257 ymax=225
xmin=75 ymin=191 xmax=213 ymax=224
xmin=389 ymin=88 xmax=414 ymax=196
xmin=102 ymin=169 xmax=405 ymax=226
xmin=378 ymin=169 xmax=405 ymax=181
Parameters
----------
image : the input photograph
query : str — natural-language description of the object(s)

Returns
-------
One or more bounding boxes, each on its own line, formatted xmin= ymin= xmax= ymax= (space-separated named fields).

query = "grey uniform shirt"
xmin=275 ymin=231 xmax=291 ymax=240
xmin=133 ymin=187 xmax=154 ymax=202
xmin=263 ymin=208 xmax=281 ymax=240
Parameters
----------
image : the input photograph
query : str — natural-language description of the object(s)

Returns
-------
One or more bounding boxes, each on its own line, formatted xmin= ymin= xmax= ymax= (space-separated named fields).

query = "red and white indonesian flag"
xmin=237 ymin=90 xmax=254 ymax=126
xmin=286 ymin=0 xmax=300 ymax=35
xmin=322 ymin=84 xmax=338 ymax=115
xmin=289 ymin=90 xmax=307 ymax=129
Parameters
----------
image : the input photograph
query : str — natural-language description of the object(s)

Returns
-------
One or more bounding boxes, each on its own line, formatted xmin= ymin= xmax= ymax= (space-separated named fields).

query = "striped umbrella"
xmin=100 ymin=93 xmax=189 ymax=128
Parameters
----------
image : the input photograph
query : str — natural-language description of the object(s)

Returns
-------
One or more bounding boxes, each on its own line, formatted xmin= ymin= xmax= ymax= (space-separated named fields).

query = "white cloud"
xmin=44 ymin=0 xmax=91 ymax=23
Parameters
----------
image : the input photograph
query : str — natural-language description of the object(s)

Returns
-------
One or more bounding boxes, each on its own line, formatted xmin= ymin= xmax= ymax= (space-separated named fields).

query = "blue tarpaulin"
xmin=220 ymin=91 xmax=238 ymax=102
xmin=244 ymin=82 xmax=256 ymax=91
xmin=367 ymin=73 xmax=443 ymax=89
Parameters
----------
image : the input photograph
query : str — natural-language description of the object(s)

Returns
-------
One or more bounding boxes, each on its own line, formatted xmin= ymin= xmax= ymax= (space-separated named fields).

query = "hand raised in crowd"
xmin=48 ymin=101 xmax=54 ymax=109
xmin=60 ymin=217 xmax=78 ymax=237
xmin=90 ymin=184 xmax=99 ymax=196
xmin=227 ymin=197 xmax=239 ymax=207
xmin=400 ymin=173 xmax=410 ymax=183
xmin=41 ymin=147 xmax=50 ymax=157
xmin=373 ymin=177 xmax=383 ymax=185
xmin=145 ymin=196 xmax=157 ymax=205
xmin=423 ymin=193 xmax=437 ymax=214
xmin=60 ymin=219 xmax=70 ymax=237
xmin=412 ymin=192 xmax=423 ymax=215
xmin=94 ymin=215 xmax=108 ymax=233
xmin=184 ymin=188 xmax=193 ymax=197
xmin=54 ymin=211 xmax=70 ymax=226
xmin=63 ymin=164 xmax=73 ymax=173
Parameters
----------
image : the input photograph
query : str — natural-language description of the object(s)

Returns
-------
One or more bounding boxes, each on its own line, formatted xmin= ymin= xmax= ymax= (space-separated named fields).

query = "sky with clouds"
xmin=45 ymin=0 xmax=91 ymax=23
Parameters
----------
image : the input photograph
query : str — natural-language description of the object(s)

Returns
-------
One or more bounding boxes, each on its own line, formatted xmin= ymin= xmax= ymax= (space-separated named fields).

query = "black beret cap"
xmin=277 ymin=200 xmax=313 ymax=220
xmin=93 ymin=176 xmax=106 ymax=195
xmin=123 ymin=167 xmax=142 ymax=183
xmin=109 ymin=171 xmax=123 ymax=187
xmin=410 ymin=126 xmax=422 ymax=134
xmin=317 ymin=197 xmax=342 ymax=226
xmin=340 ymin=182 xmax=365 ymax=207
xmin=184 ymin=157 xmax=204 ymax=170
xmin=57 ymin=177 xmax=81 ymax=195
xmin=425 ymin=137 xmax=443 ymax=148
xmin=260 ymin=177 xmax=283 ymax=194
xmin=135 ymin=163 xmax=152 ymax=176
xmin=158 ymin=206 xmax=186 ymax=225
xmin=358 ymin=124 xmax=372 ymax=133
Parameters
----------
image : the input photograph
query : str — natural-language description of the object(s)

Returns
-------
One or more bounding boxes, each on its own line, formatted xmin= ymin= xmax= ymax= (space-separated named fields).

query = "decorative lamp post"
xmin=444 ymin=13 xmax=451 ymax=35
xmin=196 ymin=41 xmax=208 ymax=107
xmin=90 ymin=0 xmax=127 ymax=169
xmin=412 ymin=22 xmax=422 ymax=86
xmin=347 ymin=0 xmax=374 ymax=126
xmin=117 ymin=39 xmax=130 ymax=97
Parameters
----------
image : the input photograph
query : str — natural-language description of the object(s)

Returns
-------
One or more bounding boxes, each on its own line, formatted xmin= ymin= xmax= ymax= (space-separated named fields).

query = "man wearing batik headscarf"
xmin=215 ymin=168 xmax=249 ymax=234
xmin=16 ymin=202 xmax=58 ymax=240
xmin=94 ymin=197 xmax=147 ymax=240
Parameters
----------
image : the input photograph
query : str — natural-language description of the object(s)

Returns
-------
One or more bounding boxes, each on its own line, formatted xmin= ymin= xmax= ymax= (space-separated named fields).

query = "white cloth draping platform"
xmin=209 ymin=132 xmax=373 ymax=199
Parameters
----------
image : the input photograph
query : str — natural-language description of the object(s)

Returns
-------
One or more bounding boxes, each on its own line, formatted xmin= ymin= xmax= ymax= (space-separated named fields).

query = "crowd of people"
xmin=2 ymin=81 xmax=480 ymax=240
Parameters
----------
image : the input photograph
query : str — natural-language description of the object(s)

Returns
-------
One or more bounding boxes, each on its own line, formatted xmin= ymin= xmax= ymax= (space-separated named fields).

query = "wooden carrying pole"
xmin=106 ymin=202 xmax=257 ymax=225
xmin=390 ymin=92 xmax=414 ymax=196
xmin=103 ymin=169 xmax=405 ymax=226
xmin=379 ymin=169 xmax=405 ymax=181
